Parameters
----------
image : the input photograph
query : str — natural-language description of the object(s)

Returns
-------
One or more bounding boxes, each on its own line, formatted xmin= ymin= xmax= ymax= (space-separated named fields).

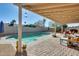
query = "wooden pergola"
xmin=17 ymin=3 xmax=79 ymax=54
xmin=23 ymin=3 xmax=79 ymax=24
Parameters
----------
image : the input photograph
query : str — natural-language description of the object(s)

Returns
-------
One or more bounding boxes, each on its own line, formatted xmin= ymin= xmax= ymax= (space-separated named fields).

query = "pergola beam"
xmin=38 ymin=8 xmax=79 ymax=14
xmin=25 ymin=4 xmax=78 ymax=11
xmin=26 ymin=4 xmax=79 ymax=13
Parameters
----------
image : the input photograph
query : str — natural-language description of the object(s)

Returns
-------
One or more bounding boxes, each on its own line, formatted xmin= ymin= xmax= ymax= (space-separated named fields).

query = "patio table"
xmin=74 ymin=34 xmax=79 ymax=37
xmin=60 ymin=37 xmax=68 ymax=46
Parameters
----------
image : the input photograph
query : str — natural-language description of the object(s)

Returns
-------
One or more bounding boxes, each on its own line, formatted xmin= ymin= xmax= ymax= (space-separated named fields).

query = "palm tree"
xmin=62 ymin=24 xmax=68 ymax=32
xmin=24 ymin=21 xmax=27 ymax=27
xmin=9 ymin=19 xmax=16 ymax=26
xmin=24 ymin=12 xmax=27 ymax=18
xmin=43 ymin=19 xmax=46 ymax=27
xmin=12 ymin=19 xmax=16 ymax=24
xmin=24 ymin=21 xmax=26 ymax=25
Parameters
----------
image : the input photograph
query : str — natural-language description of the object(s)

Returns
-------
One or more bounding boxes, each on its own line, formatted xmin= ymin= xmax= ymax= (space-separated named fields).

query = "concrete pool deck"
xmin=27 ymin=34 xmax=79 ymax=56
xmin=0 ymin=44 xmax=15 ymax=56
xmin=0 ymin=33 xmax=79 ymax=56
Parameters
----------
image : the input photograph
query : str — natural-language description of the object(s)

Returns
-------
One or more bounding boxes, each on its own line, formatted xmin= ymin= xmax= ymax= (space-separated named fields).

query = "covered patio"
xmin=17 ymin=3 xmax=79 ymax=55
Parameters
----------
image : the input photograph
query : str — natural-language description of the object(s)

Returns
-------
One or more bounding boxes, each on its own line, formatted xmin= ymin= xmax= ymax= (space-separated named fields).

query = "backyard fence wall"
xmin=0 ymin=23 xmax=51 ymax=35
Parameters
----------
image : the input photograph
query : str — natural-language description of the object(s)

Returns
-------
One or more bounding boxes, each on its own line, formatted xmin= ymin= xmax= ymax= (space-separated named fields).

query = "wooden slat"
xmin=22 ymin=3 xmax=79 ymax=24
xmin=32 ymin=4 xmax=79 ymax=13
xmin=25 ymin=3 xmax=78 ymax=10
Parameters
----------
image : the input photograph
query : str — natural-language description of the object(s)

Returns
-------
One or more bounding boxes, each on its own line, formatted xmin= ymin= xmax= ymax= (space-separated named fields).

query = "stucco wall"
xmin=1 ymin=23 xmax=49 ymax=35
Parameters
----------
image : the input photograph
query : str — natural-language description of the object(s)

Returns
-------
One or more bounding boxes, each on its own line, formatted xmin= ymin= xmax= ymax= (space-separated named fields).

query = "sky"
xmin=67 ymin=23 xmax=79 ymax=27
xmin=0 ymin=3 xmax=53 ymax=27
xmin=0 ymin=3 xmax=79 ymax=27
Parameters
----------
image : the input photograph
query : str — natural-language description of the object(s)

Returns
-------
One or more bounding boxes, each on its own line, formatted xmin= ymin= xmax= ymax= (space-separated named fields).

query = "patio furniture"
xmin=74 ymin=34 xmax=79 ymax=37
xmin=60 ymin=37 xmax=68 ymax=46
xmin=67 ymin=37 xmax=79 ymax=50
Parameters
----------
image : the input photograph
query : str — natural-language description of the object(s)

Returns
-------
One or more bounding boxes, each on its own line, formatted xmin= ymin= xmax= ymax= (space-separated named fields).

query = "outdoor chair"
xmin=68 ymin=38 xmax=79 ymax=50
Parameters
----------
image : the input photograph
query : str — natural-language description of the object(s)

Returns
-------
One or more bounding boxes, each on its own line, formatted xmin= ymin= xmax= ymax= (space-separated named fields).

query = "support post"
xmin=54 ymin=23 xmax=57 ymax=36
xmin=61 ymin=25 xmax=63 ymax=33
xmin=18 ymin=3 xmax=22 ymax=54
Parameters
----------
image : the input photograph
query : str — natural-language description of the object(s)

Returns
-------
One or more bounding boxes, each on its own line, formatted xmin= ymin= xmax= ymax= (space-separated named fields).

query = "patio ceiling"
xmin=22 ymin=3 xmax=79 ymax=24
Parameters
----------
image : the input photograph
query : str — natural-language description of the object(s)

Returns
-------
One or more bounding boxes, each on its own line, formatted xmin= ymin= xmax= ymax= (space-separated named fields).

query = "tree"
xmin=12 ymin=19 xmax=16 ymax=24
xmin=24 ymin=21 xmax=26 ymax=25
xmin=63 ymin=24 xmax=68 ymax=29
xmin=43 ymin=19 xmax=46 ymax=27
xmin=62 ymin=24 xmax=68 ymax=31
xmin=9 ymin=19 xmax=16 ymax=26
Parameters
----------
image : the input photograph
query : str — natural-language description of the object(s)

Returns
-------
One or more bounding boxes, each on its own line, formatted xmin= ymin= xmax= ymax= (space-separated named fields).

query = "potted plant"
xmin=22 ymin=44 xmax=27 ymax=56
xmin=22 ymin=44 xmax=27 ymax=51
xmin=16 ymin=41 xmax=18 ymax=51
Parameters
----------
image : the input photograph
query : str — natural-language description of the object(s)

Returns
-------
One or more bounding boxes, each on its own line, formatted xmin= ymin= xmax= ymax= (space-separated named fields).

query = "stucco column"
xmin=61 ymin=25 xmax=63 ymax=33
xmin=18 ymin=3 xmax=22 ymax=54
xmin=54 ymin=23 xmax=56 ymax=35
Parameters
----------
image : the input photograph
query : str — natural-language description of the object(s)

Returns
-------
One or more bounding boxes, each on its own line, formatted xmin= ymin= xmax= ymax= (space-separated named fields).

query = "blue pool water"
xmin=7 ymin=32 xmax=50 ymax=44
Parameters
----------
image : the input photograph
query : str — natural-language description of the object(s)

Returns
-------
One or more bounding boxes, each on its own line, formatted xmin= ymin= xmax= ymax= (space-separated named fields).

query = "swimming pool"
xmin=6 ymin=32 xmax=50 ymax=44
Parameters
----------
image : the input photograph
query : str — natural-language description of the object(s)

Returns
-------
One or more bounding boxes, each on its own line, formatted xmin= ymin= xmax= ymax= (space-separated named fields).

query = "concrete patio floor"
xmin=27 ymin=35 xmax=79 ymax=56
xmin=0 ymin=44 xmax=15 ymax=56
xmin=0 ymin=34 xmax=79 ymax=56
